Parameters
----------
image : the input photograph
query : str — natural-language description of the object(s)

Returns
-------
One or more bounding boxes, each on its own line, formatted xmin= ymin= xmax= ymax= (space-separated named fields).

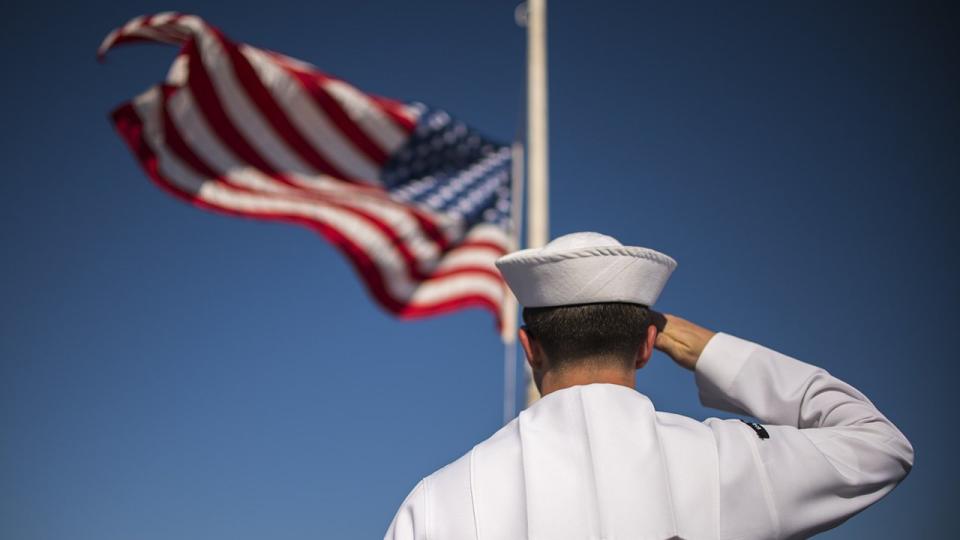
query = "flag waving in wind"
xmin=100 ymin=13 xmax=515 ymax=328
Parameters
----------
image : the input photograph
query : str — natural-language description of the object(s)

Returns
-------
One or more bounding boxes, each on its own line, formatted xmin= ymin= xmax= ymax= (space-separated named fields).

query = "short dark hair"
xmin=521 ymin=302 xmax=654 ymax=370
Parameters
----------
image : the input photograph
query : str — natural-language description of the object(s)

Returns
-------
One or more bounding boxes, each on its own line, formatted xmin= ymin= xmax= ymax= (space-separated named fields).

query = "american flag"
xmin=100 ymin=13 xmax=515 ymax=329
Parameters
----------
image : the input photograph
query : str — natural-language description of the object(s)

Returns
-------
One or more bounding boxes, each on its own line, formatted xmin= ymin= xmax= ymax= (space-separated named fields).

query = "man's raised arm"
xmin=656 ymin=315 xmax=914 ymax=539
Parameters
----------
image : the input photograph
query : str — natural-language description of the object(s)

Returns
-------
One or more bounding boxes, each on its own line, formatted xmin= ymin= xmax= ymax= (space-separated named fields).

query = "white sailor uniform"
xmin=385 ymin=332 xmax=914 ymax=540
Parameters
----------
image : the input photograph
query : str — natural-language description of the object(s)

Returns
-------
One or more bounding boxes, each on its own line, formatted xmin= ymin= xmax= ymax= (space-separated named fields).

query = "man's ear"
xmin=518 ymin=327 xmax=543 ymax=371
xmin=635 ymin=324 xmax=658 ymax=370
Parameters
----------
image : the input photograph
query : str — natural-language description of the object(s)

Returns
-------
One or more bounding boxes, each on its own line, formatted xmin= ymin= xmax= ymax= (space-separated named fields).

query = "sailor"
xmin=385 ymin=232 xmax=913 ymax=539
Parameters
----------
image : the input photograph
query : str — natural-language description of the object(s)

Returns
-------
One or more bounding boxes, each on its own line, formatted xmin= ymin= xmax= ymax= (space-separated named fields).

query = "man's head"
xmin=518 ymin=302 xmax=659 ymax=394
xmin=495 ymin=231 xmax=677 ymax=396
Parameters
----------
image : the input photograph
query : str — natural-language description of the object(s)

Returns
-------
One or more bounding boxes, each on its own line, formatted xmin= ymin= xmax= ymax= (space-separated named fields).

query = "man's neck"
xmin=539 ymin=365 xmax=636 ymax=397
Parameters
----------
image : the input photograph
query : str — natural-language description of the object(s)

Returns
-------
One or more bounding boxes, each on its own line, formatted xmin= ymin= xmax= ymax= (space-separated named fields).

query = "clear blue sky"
xmin=2 ymin=1 xmax=957 ymax=538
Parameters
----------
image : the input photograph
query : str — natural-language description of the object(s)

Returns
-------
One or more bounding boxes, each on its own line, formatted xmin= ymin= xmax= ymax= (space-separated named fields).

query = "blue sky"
xmin=2 ymin=1 xmax=957 ymax=538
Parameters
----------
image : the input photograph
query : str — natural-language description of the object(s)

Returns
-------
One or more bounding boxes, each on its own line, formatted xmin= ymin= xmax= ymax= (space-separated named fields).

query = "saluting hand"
xmin=653 ymin=314 xmax=717 ymax=371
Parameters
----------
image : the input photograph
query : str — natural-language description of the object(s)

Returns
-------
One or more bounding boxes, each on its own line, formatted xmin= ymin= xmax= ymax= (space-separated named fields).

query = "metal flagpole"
xmin=504 ymin=0 xmax=548 ymax=416
xmin=524 ymin=0 xmax=549 ymax=408
xmin=500 ymin=291 xmax=518 ymax=424
xmin=501 ymin=141 xmax=524 ymax=424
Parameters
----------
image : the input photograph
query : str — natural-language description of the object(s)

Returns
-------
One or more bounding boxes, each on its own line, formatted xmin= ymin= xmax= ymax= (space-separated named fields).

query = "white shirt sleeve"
xmin=695 ymin=332 xmax=914 ymax=540
xmin=384 ymin=479 xmax=427 ymax=540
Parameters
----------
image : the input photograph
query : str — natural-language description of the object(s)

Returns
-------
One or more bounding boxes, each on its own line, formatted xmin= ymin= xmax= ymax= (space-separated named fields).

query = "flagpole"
xmin=524 ymin=0 xmax=549 ymax=407
xmin=501 ymin=294 xmax=518 ymax=424
xmin=501 ymin=139 xmax=525 ymax=424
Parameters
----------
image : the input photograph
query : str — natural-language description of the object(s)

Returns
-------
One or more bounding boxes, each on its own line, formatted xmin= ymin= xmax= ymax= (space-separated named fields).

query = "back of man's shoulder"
xmin=418 ymin=420 xmax=526 ymax=539
xmin=429 ymin=418 xmax=522 ymax=487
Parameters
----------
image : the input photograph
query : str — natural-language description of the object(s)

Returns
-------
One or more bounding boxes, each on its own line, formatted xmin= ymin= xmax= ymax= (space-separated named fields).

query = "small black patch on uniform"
xmin=740 ymin=419 xmax=770 ymax=440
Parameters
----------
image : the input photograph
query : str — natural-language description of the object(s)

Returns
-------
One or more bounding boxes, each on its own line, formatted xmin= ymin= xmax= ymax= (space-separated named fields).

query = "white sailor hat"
xmin=494 ymin=232 xmax=677 ymax=308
